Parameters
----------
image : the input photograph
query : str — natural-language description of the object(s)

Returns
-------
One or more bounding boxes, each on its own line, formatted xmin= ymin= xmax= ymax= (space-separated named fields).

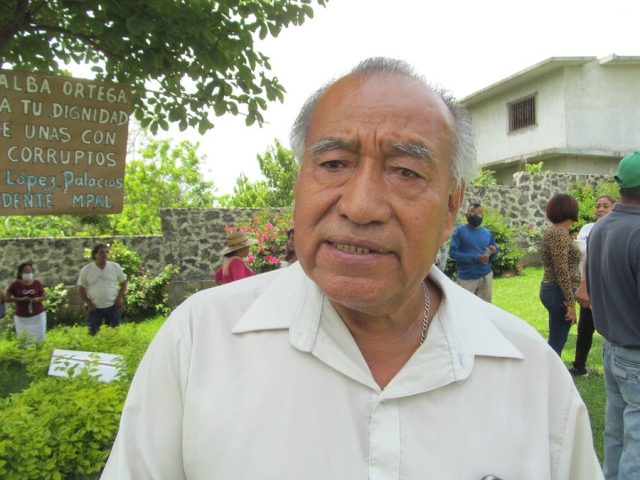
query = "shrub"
xmin=470 ymin=166 xmax=498 ymax=186
xmin=525 ymin=161 xmax=545 ymax=172
xmin=123 ymin=265 xmax=177 ymax=319
xmin=43 ymin=284 xmax=70 ymax=326
xmin=0 ymin=320 xmax=164 ymax=478
xmin=235 ymin=209 xmax=293 ymax=273
xmin=0 ymin=375 xmax=125 ymax=479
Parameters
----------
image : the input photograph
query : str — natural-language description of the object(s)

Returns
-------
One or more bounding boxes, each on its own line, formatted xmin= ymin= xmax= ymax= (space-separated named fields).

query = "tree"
xmin=114 ymin=138 xmax=217 ymax=235
xmin=225 ymin=138 xmax=298 ymax=207
xmin=0 ymin=0 xmax=327 ymax=134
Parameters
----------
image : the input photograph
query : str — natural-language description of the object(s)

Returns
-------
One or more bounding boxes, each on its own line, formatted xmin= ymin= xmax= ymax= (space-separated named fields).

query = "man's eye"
xmin=320 ymin=160 xmax=345 ymax=169
xmin=397 ymin=168 xmax=419 ymax=178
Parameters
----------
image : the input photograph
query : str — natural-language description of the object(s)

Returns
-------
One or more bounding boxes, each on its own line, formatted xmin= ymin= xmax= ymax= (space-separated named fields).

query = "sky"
xmin=93 ymin=0 xmax=640 ymax=195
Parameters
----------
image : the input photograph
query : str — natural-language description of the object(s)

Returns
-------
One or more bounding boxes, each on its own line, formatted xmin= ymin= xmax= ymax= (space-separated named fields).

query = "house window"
xmin=508 ymin=95 xmax=536 ymax=132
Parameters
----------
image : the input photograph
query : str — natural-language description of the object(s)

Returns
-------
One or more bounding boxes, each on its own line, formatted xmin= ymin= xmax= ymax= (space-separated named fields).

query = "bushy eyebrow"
xmin=389 ymin=142 xmax=436 ymax=163
xmin=309 ymin=137 xmax=352 ymax=154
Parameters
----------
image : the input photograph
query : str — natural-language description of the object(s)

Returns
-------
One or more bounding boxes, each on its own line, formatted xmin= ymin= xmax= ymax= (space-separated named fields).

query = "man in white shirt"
xmin=102 ymin=58 xmax=602 ymax=479
xmin=77 ymin=243 xmax=127 ymax=336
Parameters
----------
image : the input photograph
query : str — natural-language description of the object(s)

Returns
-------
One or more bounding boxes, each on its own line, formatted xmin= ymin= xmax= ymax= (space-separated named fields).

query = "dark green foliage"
xmin=0 ymin=365 xmax=31 ymax=399
xmin=1 ymin=0 xmax=328 ymax=135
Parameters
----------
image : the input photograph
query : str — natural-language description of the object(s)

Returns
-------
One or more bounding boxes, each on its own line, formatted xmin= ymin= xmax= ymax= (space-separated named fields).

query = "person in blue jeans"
xmin=583 ymin=151 xmax=640 ymax=479
xmin=539 ymin=194 xmax=580 ymax=356
xmin=77 ymin=244 xmax=127 ymax=336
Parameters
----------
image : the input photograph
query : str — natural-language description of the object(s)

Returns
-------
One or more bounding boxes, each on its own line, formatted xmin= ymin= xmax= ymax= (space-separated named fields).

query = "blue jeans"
xmin=602 ymin=339 xmax=640 ymax=480
xmin=86 ymin=305 xmax=121 ymax=336
xmin=539 ymin=282 xmax=572 ymax=356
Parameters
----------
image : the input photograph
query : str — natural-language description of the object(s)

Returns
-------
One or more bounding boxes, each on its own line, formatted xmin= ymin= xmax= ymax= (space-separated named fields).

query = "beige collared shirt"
xmin=103 ymin=263 xmax=602 ymax=480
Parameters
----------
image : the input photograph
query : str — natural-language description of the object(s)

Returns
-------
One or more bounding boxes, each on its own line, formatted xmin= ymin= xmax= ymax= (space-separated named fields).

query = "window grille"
xmin=508 ymin=96 xmax=536 ymax=132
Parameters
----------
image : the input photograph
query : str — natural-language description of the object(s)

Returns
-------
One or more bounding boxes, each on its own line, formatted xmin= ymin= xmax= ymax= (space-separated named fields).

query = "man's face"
xmin=293 ymin=73 xmax=464 ymax=314
xmin=466 ymin=206 xmax=483 ymax=224
xmin=94 ymin=247 xmax=109 ymax=263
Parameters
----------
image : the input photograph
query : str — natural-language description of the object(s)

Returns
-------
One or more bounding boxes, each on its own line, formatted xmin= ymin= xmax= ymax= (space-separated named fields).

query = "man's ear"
xmin=441 ymin=180 xmax=465 ymax=243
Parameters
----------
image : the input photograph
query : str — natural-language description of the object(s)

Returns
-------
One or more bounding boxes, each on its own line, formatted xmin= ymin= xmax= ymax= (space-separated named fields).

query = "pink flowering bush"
xmin=235 ymin=210 xmax=293 ymax=273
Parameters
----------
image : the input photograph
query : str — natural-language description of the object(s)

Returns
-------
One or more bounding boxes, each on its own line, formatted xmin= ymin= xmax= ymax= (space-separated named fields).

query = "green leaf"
xmin=68 ymin=15 xmax=88 ymax=34
xmin=168 ymin=109 xmax=181 ymax=122
xmin=126 ymin=18 xmax=143 ymax=36
xmin=87 ymin=18 xmax=104 ymax=35
xmin=259 ymin=24 xmax=268 ymax=40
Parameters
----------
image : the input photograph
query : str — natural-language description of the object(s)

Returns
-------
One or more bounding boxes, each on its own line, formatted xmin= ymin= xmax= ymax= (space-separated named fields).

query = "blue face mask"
xmin=467 ymin=215 xmax=483 ymax=227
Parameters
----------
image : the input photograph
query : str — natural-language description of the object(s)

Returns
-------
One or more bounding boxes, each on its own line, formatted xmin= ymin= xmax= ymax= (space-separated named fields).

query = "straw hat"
xmin=219 ymin=231 xmax=258 ymax=255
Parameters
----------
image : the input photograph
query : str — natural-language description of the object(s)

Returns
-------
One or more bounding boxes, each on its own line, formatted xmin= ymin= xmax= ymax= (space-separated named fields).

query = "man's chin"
xmin=314 ymin=275 xmax=399 ymax=315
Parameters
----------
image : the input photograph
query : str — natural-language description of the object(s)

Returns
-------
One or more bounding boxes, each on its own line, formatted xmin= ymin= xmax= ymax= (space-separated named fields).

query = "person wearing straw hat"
xmin=214 ymin=231 xmax=258 ymax=285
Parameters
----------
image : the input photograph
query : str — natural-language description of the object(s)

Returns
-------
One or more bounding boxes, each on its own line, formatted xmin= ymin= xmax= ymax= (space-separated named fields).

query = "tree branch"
xmin=24 ymin=23 xmax=126 ymax=61
xmin=0 ymin=0 xmax=31 ymax=57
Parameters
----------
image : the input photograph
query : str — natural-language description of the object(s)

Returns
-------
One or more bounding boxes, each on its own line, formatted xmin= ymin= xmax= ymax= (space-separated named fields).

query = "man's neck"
xmin=621 ymin=198 xmax=640 ymax=208
xmin=95 ymin=260 xmax=107 ymax=268
xmin=332 ymin=279 xmax=443 ymax=389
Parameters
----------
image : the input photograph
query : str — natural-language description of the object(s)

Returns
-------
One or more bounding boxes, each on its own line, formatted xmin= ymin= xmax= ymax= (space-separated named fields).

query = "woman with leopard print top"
xmin=539 ymin=194 xmax=581 ymax=356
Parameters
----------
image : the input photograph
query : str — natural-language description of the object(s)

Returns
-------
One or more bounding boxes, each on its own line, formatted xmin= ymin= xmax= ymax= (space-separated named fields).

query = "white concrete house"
xmin=461 ymin=55 xmax=640 ymax=184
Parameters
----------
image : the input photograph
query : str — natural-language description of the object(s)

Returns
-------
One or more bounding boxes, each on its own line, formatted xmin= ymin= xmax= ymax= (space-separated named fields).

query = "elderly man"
xmin=102 ymin=59 xmax=601 ymax=479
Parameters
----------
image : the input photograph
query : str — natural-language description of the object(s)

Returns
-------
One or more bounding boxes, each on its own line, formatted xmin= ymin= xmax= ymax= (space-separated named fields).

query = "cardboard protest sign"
xmin=0 ymin=70 xmax=131 ymax=215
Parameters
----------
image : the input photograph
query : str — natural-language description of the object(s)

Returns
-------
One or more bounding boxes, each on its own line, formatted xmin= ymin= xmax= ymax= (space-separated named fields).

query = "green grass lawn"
xmin=494 ymin=266 xmax=606 ymax=464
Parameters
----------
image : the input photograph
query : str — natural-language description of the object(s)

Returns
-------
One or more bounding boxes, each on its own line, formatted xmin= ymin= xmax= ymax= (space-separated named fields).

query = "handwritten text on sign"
xmin=0 ymin=70 xmax=131 ymax=215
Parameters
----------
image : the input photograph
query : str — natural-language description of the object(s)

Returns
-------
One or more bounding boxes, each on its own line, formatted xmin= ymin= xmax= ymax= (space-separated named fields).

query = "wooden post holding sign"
xmin=0 ymin=70 xmax=131 ymax=215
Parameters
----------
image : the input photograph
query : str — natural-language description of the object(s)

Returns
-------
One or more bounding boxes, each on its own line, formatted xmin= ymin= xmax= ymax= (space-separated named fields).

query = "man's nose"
xmin=335 ymin=159 xmax=392 ymax=225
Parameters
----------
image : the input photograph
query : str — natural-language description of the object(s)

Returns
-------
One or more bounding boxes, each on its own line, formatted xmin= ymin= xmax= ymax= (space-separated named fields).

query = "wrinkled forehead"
xmin=306 ymin=72 xmax=455 ymax=154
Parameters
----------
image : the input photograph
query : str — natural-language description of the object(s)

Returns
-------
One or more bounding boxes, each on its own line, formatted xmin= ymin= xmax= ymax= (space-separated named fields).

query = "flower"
xmin=246 ymin=255 xmax=255 ymax=262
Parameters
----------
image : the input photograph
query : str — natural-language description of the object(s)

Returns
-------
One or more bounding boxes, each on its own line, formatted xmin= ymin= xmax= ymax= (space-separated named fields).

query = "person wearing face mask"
xmin=449 ymin=203 xmax=499 ymax=303
xmin=6 ymin=262 xmax=47 ymax=342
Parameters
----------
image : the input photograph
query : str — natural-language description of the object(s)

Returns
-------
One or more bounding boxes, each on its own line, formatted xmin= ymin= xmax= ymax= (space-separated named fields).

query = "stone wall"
xmin=467 ymin=171 xmax=610 ymax=242
xmin=0 ymin=172 xmax=612 ymax=308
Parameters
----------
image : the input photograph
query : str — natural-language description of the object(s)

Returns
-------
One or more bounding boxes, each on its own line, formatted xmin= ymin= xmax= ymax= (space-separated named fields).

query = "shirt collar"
xmin=232 ymin=263 xmax=523 ymax=394
xmin=613 ymin=202 xmax=640 ymax=214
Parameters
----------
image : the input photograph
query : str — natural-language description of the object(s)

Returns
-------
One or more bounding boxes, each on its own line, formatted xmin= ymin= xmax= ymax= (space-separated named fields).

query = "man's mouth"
xmin=335 ymin=243 xmax=372 ymax=254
